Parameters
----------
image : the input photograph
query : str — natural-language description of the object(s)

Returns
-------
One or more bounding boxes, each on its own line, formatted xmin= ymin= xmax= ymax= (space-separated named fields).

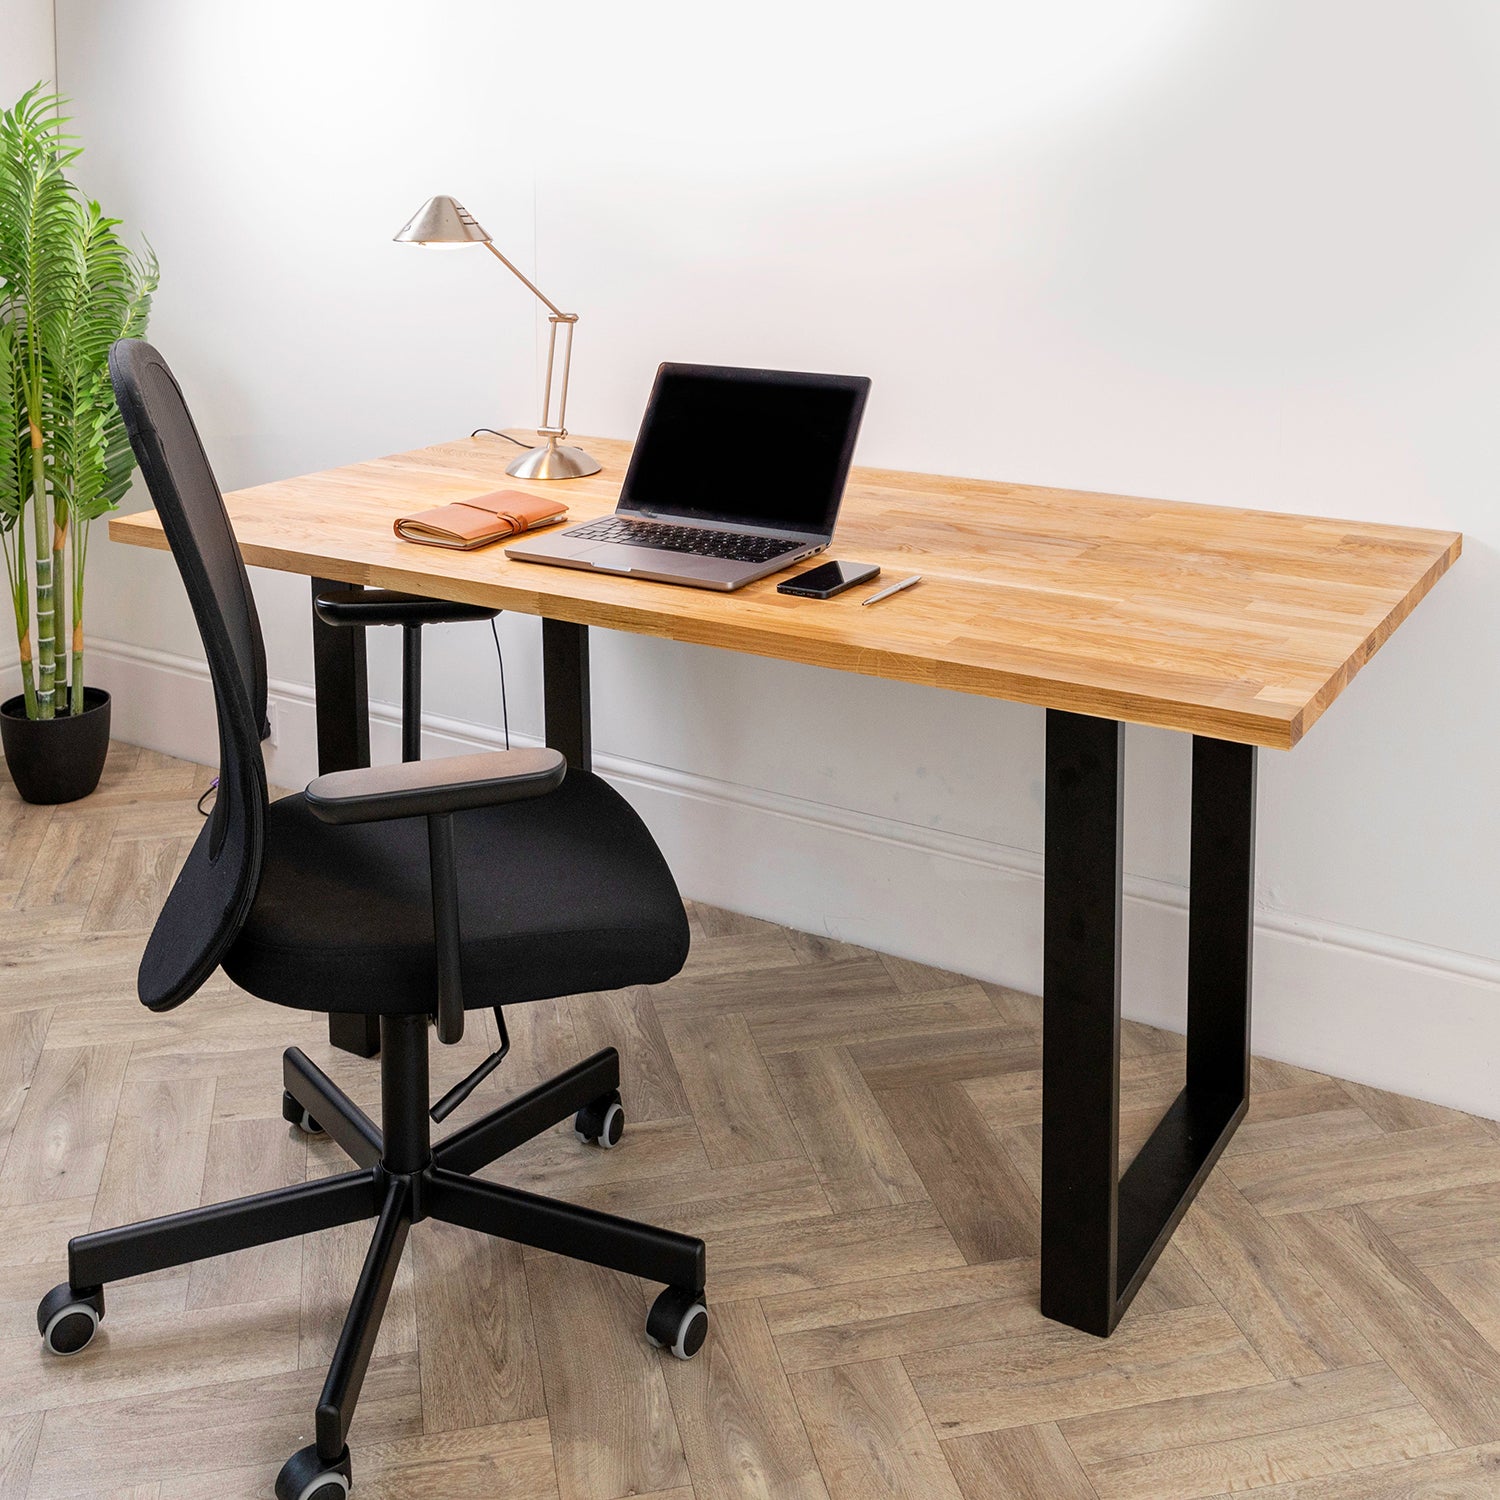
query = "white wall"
xmin=50 ymin=0 xmax=1500 ymax=1116
xmin=0 ymin=0 xmax=54 ymax=105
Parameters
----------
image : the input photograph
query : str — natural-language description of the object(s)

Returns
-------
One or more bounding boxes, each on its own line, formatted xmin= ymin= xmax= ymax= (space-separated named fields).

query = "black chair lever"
xmin=429 ymin=1007 xmax=511 ymax=1123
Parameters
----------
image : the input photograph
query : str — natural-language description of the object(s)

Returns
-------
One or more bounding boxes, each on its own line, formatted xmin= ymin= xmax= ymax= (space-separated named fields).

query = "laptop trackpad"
xmin=510 ymin=534 xmax=610 ymax=563
xmin=570 ymin=540 xmax=644 ymax=571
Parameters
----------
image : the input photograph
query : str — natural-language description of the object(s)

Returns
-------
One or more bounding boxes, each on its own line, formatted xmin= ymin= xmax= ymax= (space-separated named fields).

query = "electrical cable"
xmin=197 ymin=777 xmax=218 ymax=817
xmin=490 ymin=616 xmax=510 ymax=750
xmin=471 ymin=427 xmax=530 ymax=448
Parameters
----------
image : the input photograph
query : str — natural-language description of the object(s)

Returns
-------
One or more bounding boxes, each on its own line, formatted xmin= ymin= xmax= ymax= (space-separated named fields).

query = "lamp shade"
xmin=393 ymin=195 xmax=491 ymax=245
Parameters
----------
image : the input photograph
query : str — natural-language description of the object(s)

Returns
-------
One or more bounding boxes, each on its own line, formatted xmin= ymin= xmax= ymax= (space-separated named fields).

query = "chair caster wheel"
xmin=275 ymin=1442 xmax=351 ymax=1500
xmin=282 ymin=1089 xmax=324 ymax=1136
xmin=646 ymin=1285 xmax=708 ymax=1360
xmin=37 ymin=1283 xmax=104 ymax=1356
xmin=575 ymin=1091 xmax=624 ymax=1149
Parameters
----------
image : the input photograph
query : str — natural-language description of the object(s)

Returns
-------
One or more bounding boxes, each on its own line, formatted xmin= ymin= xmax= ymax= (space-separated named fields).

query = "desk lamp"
xmin=394 ymin=195 xmax=601 ymax=480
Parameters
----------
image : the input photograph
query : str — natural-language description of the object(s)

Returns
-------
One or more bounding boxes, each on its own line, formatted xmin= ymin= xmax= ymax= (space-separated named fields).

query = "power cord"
xmin=471 ymin=427 xmax=530 ymax=448
xmin=491 ymin=617 xmax=510 ymax=750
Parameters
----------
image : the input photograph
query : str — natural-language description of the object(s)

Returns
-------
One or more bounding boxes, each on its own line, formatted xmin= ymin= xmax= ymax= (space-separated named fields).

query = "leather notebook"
xmin=394 ymin=489 xmax=569 ymax=550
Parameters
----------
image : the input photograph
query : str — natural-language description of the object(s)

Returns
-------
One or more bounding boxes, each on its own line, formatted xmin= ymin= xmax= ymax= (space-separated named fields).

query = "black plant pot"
xmin=1 ymin=687 xmax=112 ymax=804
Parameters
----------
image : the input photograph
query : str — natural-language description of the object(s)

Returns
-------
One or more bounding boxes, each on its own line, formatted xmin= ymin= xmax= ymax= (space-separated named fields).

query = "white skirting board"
xmin=14 ymin=635 xmax=1498 ymax=1122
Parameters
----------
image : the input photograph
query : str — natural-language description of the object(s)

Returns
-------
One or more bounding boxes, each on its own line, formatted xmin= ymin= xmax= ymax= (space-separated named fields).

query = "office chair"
xmin=36 ymin=340 xmax=708 ymax=1500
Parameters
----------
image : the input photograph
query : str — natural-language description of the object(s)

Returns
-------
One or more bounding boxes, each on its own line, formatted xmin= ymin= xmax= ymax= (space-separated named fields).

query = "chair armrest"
xmin=313 ymin=587 xmax=499 ymax=629
xmin=305 ymin=748 xmax=566 ymax=824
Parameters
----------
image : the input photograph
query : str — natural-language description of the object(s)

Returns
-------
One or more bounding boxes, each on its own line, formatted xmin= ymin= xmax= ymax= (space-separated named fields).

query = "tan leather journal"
xmin=394 ymin=489 xmax=569 ymax=550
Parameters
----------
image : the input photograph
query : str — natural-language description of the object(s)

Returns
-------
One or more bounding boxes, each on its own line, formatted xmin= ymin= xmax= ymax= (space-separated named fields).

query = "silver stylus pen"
xmin=861 ymin=573 xmax=922 ymax=607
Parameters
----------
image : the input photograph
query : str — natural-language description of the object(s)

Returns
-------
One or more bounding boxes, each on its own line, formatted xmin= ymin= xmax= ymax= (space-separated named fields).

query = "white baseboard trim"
xmin=52 ymin=633 xmax=1500 ymax=1120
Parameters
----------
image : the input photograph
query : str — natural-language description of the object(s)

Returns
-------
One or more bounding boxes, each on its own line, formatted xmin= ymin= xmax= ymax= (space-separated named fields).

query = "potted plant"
xmin=0 ymin=85 xmax=157 ymax=802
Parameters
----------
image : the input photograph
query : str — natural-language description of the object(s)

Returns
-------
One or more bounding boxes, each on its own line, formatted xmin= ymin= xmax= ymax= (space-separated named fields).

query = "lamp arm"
xmin=482 ymin=240 xmax=566 ymax=319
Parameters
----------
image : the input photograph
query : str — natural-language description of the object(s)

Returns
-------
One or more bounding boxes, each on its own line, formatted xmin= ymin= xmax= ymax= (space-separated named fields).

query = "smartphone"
xmin=776 ymin=560 xmax=881 ymax=599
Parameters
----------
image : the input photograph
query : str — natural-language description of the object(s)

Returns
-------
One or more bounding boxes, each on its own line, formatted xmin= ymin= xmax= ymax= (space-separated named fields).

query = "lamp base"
xmin=505 ymin=437 xmax=602 ymax=481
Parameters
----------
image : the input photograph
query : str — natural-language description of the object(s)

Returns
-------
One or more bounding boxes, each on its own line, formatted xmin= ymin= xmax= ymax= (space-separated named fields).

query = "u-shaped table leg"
xmin=1040 ymin=710 xmax=1256 ymax=1336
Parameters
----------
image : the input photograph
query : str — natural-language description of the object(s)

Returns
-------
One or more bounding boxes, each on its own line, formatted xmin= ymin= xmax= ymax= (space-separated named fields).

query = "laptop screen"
xmin=618 ymin=364 xmax=871 ymax=537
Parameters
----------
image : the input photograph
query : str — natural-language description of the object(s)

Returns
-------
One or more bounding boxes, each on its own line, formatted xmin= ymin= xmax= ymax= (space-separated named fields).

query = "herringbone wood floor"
xmin=4 ymin=744 xmax=1500 ymax=1499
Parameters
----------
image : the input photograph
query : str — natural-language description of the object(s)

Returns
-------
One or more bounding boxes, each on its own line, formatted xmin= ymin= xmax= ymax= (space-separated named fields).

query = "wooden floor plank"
xmin=1080 ymin=1406 xmax=1450 ymax=1500
xmin=1189 ymin=1442 xmax=1500 ymax=1499
xmin=1172 ymin=1176 xmax=1375 ymax=1378
xmin=412 ymin=1218 xmax=546 ymax=1432
xmin=0 ymin=1196 xmax=93 ymax=1270
xmin=1362 ymin=1180 xmax=1500 ymax=1267
xmin=941 ymin=1423 xmax=1097 ymax=1500
xmin=766 ymin=1045 xmax=926 ymax=1213
xmin=1275 ymin=1207 xmax=1500 ymax=1447
xmin=875 ymin=1083 xmax=1038 ymax=1264
xmin=90 ymin=1078 xmax=216 ymax=1231
xmin=26 ymin=1353 xmax=421 ymax=1497
xmin=1062 ymin=1363 xmax=1448 ymax=1500
xmin=765 ymin=1259 xmax=1041 ymax=1374
xmin=0 ymin=791 xmax=54 ymax=896
xmin=0 ymin=1300 xmax=303 ymax=1427
xmin=1218 ymin=1094 xmax=1383 ymax=1162
xmin=525 ymin=1254 xmax=689 ymax=1500
xmin=565 ymin=1157 xmax=832 ymax=1241
xmin=1059 ymin=1361 xmax=1415 ymax=1462
xmin=81 ymin=835 xmax=190 ymax=935
xmin=880 ymin=952 xmax=975 ymax=996
xmin=849 ymin=1024 xmax=1040 ymax=1092
xmin=0 ymin=1006 xmax=50 ymax=1168
xmin=0 ymin=1409 xmax=41 ymax=1500
xmin=1224 ymin=1119 xmax=1500 ymax=1217
xmin=749 ymin=983 xmax=997 ymax=1056
xmin=1426 ymin=1255 xmax=1500 ymax=1355
xmin=562 ymin=986 xmax=691 ymax=1123
xmin=653 ymin=955 xmax=895 ymax=1021
xmin=904 ymin=1305 xmax=1273 ymax=1439
xmin=791 ymin=1356 xmax=963 ymax=1500
xmin=710 ymin=1202 xmax=965 ymax=1303
xmin=1338 ymin=1077 xmax=1477 ymax=1135
xmin=16 ymin=811 xmax=117 ymax=912
xmin=495 ymin=1114 xmax=712 ymax=1200
xmin=661 ymin=1296 xmax=828 ymax=1500
xmin=353 ymin=1417 xmax=560 ymax=1500
xmin=658 ymin=1012 xmax=803 ymax=1168
xmin=0 ymin=1044 xmax=129 ymax=1206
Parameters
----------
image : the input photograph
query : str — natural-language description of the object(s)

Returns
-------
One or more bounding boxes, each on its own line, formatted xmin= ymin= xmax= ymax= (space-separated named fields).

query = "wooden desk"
xmin=111 ymin=434 xmax=1461 ymax=1337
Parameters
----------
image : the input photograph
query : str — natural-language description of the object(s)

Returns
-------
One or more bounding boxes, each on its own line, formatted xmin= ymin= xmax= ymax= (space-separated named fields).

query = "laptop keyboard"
xmin=569 ymin=516 xmax=802 ymax=565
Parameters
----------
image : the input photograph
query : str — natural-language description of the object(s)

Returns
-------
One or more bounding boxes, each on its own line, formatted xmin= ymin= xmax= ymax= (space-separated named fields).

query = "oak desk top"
xmin=109 ymin=433 xmax=1461 ymax=750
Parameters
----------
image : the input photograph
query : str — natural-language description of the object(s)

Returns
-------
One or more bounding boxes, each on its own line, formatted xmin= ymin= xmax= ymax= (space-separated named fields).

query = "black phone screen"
xmin=776 ymin=561 xmax=880 ymax=598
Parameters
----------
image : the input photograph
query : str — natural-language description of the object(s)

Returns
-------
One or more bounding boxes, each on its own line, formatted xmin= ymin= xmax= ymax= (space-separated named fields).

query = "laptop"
xmin=505 ymin=362 xmax=871 ymax=591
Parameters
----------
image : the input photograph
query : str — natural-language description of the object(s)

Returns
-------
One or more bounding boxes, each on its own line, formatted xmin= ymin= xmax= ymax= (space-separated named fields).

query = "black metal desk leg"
xmin=311 ymin=576 xmax=371 ymax=777
xmin=1041 ymin=710 xmax=1256 ymax=1337
xmin=1187 ymin=737 xmax=1257 ymax=1102
xmin=311 ymin=576 xmax=382 ymax=1060
xmin=1041 ymin=711 xmax=1123 ymax=1336
xmin=543 ymin=619 xmax=591 ymax=773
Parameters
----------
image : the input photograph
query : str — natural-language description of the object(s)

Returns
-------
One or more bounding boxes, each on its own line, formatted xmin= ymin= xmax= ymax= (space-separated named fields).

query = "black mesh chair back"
xmin=108 ymin=338 xmax=270 ymax=1011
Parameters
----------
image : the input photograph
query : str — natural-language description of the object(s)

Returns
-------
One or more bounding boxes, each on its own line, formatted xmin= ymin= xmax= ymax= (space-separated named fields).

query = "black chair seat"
xmin=223 ymin=768 xmax=689 ymax=1015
